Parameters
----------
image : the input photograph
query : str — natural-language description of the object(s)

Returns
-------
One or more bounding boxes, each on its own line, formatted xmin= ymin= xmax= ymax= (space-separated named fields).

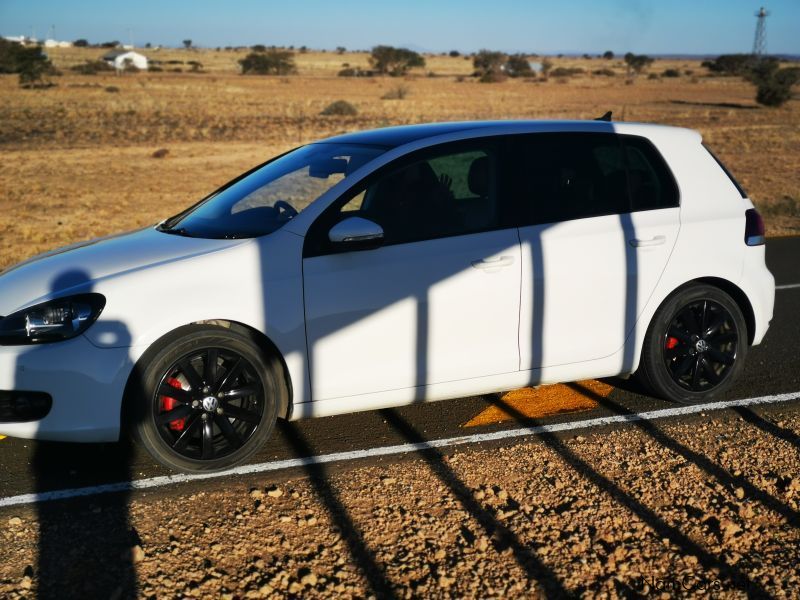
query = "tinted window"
xmin=512 ymin=133 xmax=630 ymax=226
xmin=511 ymin=133 xmax=678 ymax=226
xmin=623 ymin=136 xmax=679 ymax=210
xmin=334 ymin=144 xmax=499 ymax=246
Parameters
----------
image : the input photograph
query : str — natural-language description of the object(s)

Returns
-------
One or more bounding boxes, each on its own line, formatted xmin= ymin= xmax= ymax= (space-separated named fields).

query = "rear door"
xmin=512 ymin=132 xmax=680 ymax=372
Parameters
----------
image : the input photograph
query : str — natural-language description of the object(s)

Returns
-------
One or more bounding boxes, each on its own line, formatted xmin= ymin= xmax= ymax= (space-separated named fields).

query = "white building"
xmin=102 ymin=50 xmax=148 ymax=71
xmin=44 ymin=39 xmax=72 ymax=48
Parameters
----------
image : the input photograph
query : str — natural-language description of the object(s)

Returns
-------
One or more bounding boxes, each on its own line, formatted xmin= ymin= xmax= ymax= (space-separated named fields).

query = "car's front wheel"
xmin=638 ymin=284 xmax=748 ymax=404
xmin=132 ymin=325 xmax=280 ymax=473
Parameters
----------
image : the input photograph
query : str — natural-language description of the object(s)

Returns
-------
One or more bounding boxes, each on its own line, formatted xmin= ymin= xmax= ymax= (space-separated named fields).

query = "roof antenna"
xmin=595 ymin=111 xmax=613 ymax=122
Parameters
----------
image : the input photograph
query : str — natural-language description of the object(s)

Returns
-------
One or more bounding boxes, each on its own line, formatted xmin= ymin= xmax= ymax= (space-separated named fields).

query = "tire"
xmin=637 ymin=284 xmax=748 ymax=404
xmin=131 ymin=325 xmax=281 ymax=473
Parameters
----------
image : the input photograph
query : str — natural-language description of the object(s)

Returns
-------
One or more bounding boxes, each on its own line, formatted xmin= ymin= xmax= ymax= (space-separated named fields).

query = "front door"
xmin=302 ymin=141 xmax=521 ymax=401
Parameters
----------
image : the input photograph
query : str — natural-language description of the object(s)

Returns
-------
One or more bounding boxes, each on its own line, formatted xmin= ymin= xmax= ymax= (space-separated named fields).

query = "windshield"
xmin=161 ymin=143 xmax=386 ymax=239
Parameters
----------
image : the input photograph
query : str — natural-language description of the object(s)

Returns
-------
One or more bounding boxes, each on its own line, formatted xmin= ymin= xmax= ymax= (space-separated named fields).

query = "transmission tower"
xmin=752 ymin=7 xmax=769 ymax=56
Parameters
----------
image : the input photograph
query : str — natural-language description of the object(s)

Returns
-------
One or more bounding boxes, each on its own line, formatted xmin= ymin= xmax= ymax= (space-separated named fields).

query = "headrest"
xmin=467 ymin=156 xmax=489 ymax=197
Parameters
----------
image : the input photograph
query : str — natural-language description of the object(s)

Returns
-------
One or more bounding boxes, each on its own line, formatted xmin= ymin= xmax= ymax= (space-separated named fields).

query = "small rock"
xmin=267 ymin=487 xmax=283 ymax=498
xmin=250 ymin=489 xmax=264 ymax=499
xmin=438 ymin=575 xmax=455 ymax=588
xmin=20 ymin=576 xmax=32 ymax=590
xmin=301 ymin=572 xmax=318 ymax=586
xmin=8 ymin=517 xmax=22 ymax=526
xmin=131 ymin=545 xmax=145 ymax=563
xmin=381 ymin=477 xmax=397 ymax=486
xmin=735 ymin=487 xmax=745 ymax=500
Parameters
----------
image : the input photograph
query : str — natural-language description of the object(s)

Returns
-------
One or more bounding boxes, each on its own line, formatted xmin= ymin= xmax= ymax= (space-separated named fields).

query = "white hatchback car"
xmin=0 ymin=120 xmax=775 ymax=472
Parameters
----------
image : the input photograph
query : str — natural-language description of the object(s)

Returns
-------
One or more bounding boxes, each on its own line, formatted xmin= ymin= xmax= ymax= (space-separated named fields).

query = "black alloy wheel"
xmin=154 ymin=347 xmax=265 ymax=461
xmin=638 ymin=284 xmax=747 ymax=404
xmin=663 ymin=299 xmax=738 ymax=392
xmin=133 ymin=325 xmax=281 ymax=473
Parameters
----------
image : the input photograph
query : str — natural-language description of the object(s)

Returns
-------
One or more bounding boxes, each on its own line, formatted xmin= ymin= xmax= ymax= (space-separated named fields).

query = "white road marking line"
xmin=1 ymin=390 xmax=798 ymax=508
xmin=776 ymin=283 xmax=800 ymax=290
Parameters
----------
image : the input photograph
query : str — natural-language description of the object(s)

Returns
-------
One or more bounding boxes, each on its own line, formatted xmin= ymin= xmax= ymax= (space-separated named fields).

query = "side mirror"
xmin=328 ymin=217 xmax=384 ymax=250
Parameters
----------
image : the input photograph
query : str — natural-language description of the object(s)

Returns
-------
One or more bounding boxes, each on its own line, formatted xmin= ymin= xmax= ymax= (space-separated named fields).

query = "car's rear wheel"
xmin=132 ymin=325 xmax=280 ymax=473
xmin=638 ymin=284 xmax=747 ymax=404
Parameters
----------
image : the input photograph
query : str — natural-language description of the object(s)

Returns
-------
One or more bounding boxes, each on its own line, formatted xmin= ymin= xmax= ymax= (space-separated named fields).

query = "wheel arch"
xmin=120 ymin=320 xmax=294 ymax=436
xmin=653 ymin=277 xmax=755 ymax=346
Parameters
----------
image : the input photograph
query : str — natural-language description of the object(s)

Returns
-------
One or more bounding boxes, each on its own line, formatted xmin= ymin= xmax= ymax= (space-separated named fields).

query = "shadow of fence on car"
xmin=482 ymin=391 xmax=772 ymax=596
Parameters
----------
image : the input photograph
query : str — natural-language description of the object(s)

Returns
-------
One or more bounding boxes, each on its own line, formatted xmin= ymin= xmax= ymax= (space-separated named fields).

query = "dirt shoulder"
xmin=1 ymin=407 xmax=798 ymax=599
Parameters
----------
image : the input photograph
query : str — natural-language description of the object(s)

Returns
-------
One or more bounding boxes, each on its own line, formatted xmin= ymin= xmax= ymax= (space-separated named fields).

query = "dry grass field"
xmin=1 ymin=48 xmax=798 ymax=270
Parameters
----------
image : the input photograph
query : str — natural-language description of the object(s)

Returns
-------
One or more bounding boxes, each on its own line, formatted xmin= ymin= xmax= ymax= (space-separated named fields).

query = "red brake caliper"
xmin=665 ymin=337 xmax=679 ymax=350
xmin=160 ymin=377 xmax=187 ymax=432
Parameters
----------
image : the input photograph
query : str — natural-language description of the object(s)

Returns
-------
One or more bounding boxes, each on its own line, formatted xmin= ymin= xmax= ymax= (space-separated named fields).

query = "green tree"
xmin=182 ymin=39 xmax=192 ymax=49
xmin=505 ymin=54 xmax=533 ymax=78
xmin=73 ymin=38 xmax=89 ymax=47
xmin=624 ymin=52 xmax=654 ymax=78
xmin=473 ymin=49 xmax=506 ymax=82
xmin=750 ymin=60 xmax=800 ymax=107
xmin=369 ymin=45 xmax=425 ymax=76
xmin=239 ymin=49 xmax=296 ymax=75
xmin=602 ymin=50 xmax=614 ymax=59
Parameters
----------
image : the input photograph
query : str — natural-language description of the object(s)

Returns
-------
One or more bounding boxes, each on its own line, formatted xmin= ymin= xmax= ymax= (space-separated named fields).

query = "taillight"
xmin=744 ymin=209 xmax=765 ymax=246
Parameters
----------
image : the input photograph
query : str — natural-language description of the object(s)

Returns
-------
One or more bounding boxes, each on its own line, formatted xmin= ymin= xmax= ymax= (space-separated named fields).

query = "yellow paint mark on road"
xmin=463 ymin=379 xmax=613 ymax=427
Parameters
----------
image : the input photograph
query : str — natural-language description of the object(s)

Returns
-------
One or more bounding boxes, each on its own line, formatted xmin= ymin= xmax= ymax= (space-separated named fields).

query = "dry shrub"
xmin=321 ymin=100 xmax=358 ymax=116
xmin=382 ymin=85 xmax=409 ymax=100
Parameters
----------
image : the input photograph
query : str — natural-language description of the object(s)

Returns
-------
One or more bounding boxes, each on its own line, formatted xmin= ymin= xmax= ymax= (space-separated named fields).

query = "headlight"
xmin=0 ymin=294 xmax=106 ymax=345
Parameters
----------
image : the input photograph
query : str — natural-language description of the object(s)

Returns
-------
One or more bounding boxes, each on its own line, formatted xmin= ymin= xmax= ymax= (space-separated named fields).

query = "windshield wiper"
xmin=157 ymin=225 xmax=193 ymax=237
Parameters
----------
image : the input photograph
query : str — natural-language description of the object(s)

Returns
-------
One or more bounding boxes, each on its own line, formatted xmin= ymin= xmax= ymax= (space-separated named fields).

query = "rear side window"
xmin=704 ymin=145 xmax=748 ymax=198
xmin=622 ymin=136 xmax=679 ymax=211
xmin=511 ymin=132 xmax=678 ymax=226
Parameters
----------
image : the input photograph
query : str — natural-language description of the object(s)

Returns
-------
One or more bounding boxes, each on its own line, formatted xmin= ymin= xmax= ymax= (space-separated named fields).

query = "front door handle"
xmin=629 ymin=235 xmax=666 ymax=248
xmin=471 ymin=256 xmax=515 ymax=270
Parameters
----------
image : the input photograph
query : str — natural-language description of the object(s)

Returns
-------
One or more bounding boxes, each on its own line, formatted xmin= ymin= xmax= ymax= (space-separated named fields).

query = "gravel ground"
xmin=1 ymin=407 xmax=799 ymax=599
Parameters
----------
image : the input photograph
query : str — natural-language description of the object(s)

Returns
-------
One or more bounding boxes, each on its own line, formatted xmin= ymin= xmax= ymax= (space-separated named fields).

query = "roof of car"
xmin=317 ymin=120 xmax=694 ymax=149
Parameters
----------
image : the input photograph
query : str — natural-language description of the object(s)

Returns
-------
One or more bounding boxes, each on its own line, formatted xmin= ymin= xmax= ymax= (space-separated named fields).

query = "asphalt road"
xmin=1 ymin=237 xmax=798 ymax=503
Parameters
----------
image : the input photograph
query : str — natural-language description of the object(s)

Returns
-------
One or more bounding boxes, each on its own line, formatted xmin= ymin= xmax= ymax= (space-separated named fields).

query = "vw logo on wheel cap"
xmin=202 ymin=396 xmax=219 ymax=412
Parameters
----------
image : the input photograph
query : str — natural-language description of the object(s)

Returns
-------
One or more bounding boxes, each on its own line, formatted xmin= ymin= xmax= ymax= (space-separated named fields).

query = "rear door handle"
xmin=629 ymin=235 xmax=666 ymax=248
xmin=471 ymin=256 xmax=515 ymax=270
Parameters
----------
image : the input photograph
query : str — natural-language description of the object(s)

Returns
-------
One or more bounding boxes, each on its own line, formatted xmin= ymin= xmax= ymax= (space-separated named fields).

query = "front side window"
xmin=337 ymin=145 xmax=499 ymax=246
xmin=160 ymin=143 xmax=385 ymax=239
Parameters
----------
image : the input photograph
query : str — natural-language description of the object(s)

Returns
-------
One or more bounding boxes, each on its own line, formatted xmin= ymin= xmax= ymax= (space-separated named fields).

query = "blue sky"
xmin=1 ymin=0 xmax=798 ymax=55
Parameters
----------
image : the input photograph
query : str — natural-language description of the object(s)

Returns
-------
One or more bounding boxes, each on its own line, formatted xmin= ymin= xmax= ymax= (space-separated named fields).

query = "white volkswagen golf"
xmin=0 ymin=120 xmax=775 ymax=472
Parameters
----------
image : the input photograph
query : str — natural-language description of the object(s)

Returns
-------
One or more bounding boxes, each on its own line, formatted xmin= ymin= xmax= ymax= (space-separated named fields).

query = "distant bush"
xmin=239 ymin=49 xmax=296 ymax=75
xmin=449 ymin=50 xmax=460 ymax=57
xmin=647 ymin=73 xmax=659 ymax=80
xmin=550 ymin=67 xmax=584 ymax=77
xmin=336 ymin=46 xmax=346 ymax=54
xmin=662 ymin=68 xmax=680 ymax=77
xmin=149 ymin=66 xmax=163 ymax=72
xmin=370 ymin=45 xmax=425 ymax=76
xmin=381 ymin=84 xmax=409 ymax=99
xmin=73 ymin=39 xmax=89 ymax=47
xmin=100 ymin=41 xmax=120 ymax=48
xmin=752 ymin=62 xmax=800 ymax=107
xmin=251 ymin=44 xmax=267 ymax=52
xmin=593 ymin=68 xmax=615 ymax=77
xmin=105 ymin=85 xmax=120 ymax=93
xmin=70 ymin=60 xmax=114 ymax=75
xmin=602 ymin=50 xmax=614 ymax=59
xmin=338 ymin=67 xmax=373 ymax=77
xmin=701 ymin=54 xmax=755 ymax=76
xmin=505 ymin=54 xmax=534 ymax=78
xmin=473 ymin=49 xmax=507 ymax=83
xmin=321 ymin=100 xmax=358 ymax=116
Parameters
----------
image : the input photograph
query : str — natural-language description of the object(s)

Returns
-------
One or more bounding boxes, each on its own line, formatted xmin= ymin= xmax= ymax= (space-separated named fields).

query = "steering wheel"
xmin=273 ymin=200 xmax=298 ymax=220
